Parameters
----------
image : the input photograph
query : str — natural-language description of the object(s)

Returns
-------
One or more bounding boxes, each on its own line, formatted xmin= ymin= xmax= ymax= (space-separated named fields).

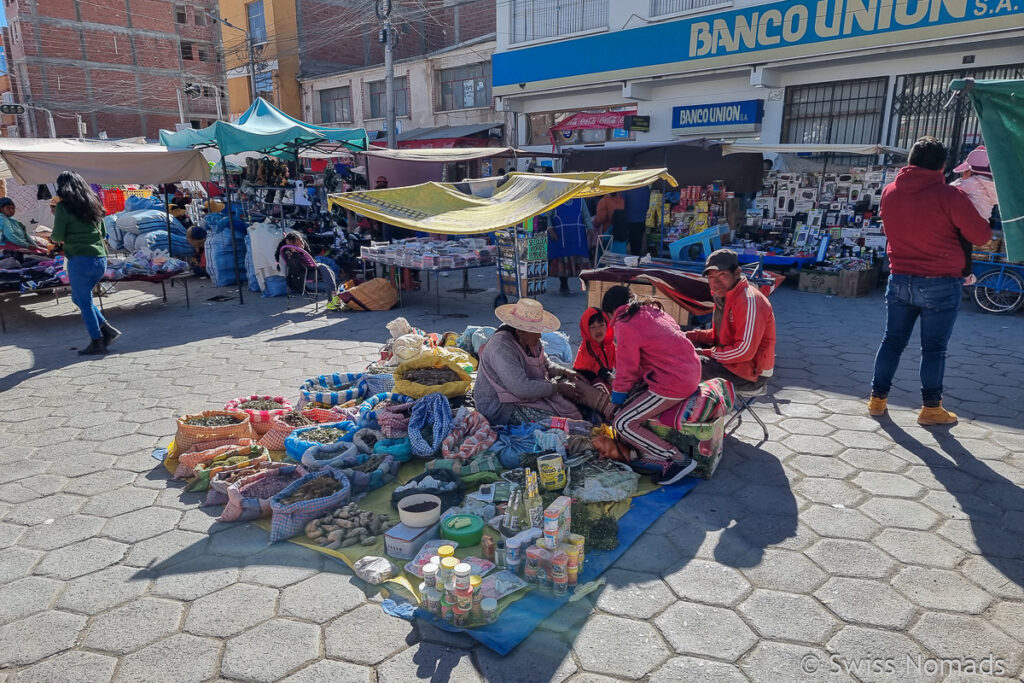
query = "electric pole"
xmin=377 ymin=0 xmax=396 ymax=148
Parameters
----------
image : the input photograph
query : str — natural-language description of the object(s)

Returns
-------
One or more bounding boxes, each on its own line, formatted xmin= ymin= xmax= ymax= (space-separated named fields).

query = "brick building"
xmin=0 ymin=34 xmax=19 ymax=136
xmin=3 ymin=0 xmax=227 ymax=139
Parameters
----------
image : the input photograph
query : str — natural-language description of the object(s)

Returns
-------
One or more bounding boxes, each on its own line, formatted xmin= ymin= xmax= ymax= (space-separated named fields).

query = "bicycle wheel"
xmin=972 ymin=269 xmax=1024 ymax=314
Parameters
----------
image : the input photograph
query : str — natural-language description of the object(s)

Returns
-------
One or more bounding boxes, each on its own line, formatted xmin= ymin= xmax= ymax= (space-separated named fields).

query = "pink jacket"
xmin=610 ymin=305 xmax=701 ymax=403
xmin=951 ymin=175 xmax=998 ymax=223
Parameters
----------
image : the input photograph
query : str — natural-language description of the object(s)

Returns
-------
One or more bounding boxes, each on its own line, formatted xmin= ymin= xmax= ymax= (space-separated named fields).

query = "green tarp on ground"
xmin=950 ymin=79 xmax=1024 ymax=263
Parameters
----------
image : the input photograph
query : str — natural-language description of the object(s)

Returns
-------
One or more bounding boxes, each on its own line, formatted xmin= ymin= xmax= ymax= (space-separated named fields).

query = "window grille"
xmin=510 ymin=0 xmax=608 ymax=44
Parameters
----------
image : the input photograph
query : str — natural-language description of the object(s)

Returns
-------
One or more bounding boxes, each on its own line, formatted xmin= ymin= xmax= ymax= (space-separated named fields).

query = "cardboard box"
xmin=647 ymin=416 xmax=725 ymax=479
xmin=584 ymin=279 xmax=690 ymax=326
xmin=838 ymin=267 xmax=879 ymax=298
xmin=798 ymin=270 xmax=840 ymax=295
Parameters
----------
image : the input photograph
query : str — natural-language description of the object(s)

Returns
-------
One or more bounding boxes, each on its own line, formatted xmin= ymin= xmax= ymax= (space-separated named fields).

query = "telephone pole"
xmin=377 ymin=0 xmax=396 ymax=148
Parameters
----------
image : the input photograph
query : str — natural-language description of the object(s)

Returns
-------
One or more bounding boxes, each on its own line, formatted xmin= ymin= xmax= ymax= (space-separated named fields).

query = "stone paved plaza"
xmin=0 ymin=272 xmax=1022 ymax=683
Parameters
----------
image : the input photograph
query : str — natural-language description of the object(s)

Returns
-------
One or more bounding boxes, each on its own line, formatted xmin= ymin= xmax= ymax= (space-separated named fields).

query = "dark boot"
xmin=78 ymin=338 xmax=108 ymax=356
xmin=100 ymin=323 xmax=122 ymax=347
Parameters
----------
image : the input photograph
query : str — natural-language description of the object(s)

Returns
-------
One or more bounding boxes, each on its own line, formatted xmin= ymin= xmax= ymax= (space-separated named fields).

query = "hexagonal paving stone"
xmin=204 ymin=521 xmax=270 ymax=558
xmin=10 ymin=650 xmax=118 ymax=683
xmin=920 ymin=490 xmax=1002 ymax=523
xmin=0 ymin=482 xmax=42 ymax=505
xmin=0 ymin=460 xmax=50 ymax=485
xmin=124 ymin=529 xmax=209 ymax=568
xmin=991 ymin=601 xmax=1024 ymax=643
xmin=903 ymin=465 xmax=982 ymax=493
xmin=81 ymin=486 xmax=159 ymax=518
xmin=649 ymin=656 xmax=749 ymax=683
xmin=325 ymin=603 xmax=414 ymax=666
xmin=593 ymin=569 xmax=674 ymax=619
xmin=741 ymin=548 xmax=827 ymax=593
xmin=789 ymin=455 xmax=855 ymax=481
xmin=82 ymin=597 xmax=184 ymax=655
xmin=34 ymin=537 xmax=127 ymax=580
xmin=61 ymin=469 xmax=137 ymax=496
xmin=825 ymin=626 xmax=939 ymax=683
xmin=813 ymin=577 xmax=916 ymax=629
xmin=740 ymin=642 xmax=845 ymax=683
xmin=824 ymin=415 xmax=882 ymax=432
xmin=830 ymin=430 xmax=893 ymax=450
xmin=184 ymin=583 xmax=277 ymax=637
xmin=664 ymin=558 xmax=751 ymax=606
xmin=221 ymin=618 xmax=320 ymax=683
xmin=474 ymin=629 xmax=577 ymax=683
xmin=281 ymin=572 xmax=367 ymax=623
xmin=150 ymin=557 xmax=239 ymax=601
xmin=113 ymin=633 xmax=221 ymax=683
xmin=793 ymin=478 xmax=865 ymax=506
xmin=891 ymin=566 xmax=992 ymax=614
xmin=0 ymin=546 xmax=44 ymax=583
xmin=576 ymin=614 xmax=670 ymax=678
xmin=853 ymin=471 xmax=925 ymax=498
xmin=0 ymin=576 xmax=62 ymax=625
xmin=782 ymin=436 xmax=845 ymax=457
xmin=46 ymin=453 xmax=117 ymax=478
xmin=0 ymin=522 xmax=25 ymax=549
xmin=0 ymin=611 xmax=87 ymax=667
xmin=101 ymin=506 xmax=183 ymax=543
xmin=778 ymin=418 xmax=835 ymax=436
xmin=859 ymin=497 xmax=940 ymax=530
xmin=738 ymin=589 xmax=837 ymax=643
xmin=806 ymin=539 xmax=896 ymax=579
xmin=239 ymin=545 xmax=322 ymax=588
xmin=21 ymin=475 xmax=70 ymax=496
xmin=655 ymin=603 xmax=757 ymax=662
xmin=3 ymin=493 xmax=85 ymax=525
xmin=873 ymin=529 xmax=965 ymax=569
xmin=19 ymin=514 xmax=105 ymax=551
xmin=910 ymin=612 xmax=1024 ymax=674
xmin=56 ymin=564 xmax=151 ymax=615
xmin=838 ymin=448 xmax=908 ymax=472
xmin=959 ymin=557 xmax=1024 ymax=602
xmin=281 ymin=660 xmax=372 ymax=683
xmin=377 ymin=643 xmax=482 ymax=683
xmin=801 ymin=505 xmax=881 ymax=540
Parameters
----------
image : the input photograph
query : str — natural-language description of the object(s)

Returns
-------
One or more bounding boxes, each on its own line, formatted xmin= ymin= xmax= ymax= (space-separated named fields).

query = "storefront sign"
xmin=672 ymin=100 xmax=763 ymax=133
xmin=624 ymin=115 xmax=651 ymax=132
xmin=494 ymin=0 xmax=1023 ymax=94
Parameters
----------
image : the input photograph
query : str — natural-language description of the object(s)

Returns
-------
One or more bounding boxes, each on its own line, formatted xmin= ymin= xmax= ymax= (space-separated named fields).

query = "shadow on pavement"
xmin=877 ymin=418 xmax=1024 ymax=589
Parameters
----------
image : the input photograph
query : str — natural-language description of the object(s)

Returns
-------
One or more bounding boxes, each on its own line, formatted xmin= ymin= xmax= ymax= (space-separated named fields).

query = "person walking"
xmin=868 ymin=137 xmax=991 ymax=425
xmin=51 ymin=171 xmax=120 ymax=355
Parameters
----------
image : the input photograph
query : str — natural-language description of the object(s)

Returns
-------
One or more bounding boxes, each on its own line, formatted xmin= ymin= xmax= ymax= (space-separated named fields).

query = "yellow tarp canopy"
xmin=327 ymin=168 xmax=677 ymax=236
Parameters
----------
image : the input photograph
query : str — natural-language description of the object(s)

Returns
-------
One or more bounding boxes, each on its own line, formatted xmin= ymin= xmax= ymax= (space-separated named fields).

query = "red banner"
xmin=548 ymin=110 xmax=637 ymax=150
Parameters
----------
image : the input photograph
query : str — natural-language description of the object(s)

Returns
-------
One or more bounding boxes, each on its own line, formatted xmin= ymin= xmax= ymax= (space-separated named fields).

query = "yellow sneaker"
xmin=918 ymin=404 xmax=958 ymax=426
xmin=867 ymin=396 xmax=887 ymax=416
xmin=326 ymin=295 xmax=342 ymax=312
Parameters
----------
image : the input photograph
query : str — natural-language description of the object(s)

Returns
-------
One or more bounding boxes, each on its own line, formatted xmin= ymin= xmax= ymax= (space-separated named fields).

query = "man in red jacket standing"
xmin=869 ymin=136 xmax=992 ymax=425
xmin=685 ymin=249 xmax=776 ymax=388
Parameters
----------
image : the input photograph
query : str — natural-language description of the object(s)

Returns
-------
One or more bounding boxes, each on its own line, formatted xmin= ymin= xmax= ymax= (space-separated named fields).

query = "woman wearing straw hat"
xmin=476 ymin=298 xmax=609 ymax=426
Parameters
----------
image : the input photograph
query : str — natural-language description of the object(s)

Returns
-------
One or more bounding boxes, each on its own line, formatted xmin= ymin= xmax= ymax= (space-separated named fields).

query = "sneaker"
xmin=326 ymin=295 xmax=342 ymax=311
xmin=918 ymin=403 xmax=958 ymax=426
xmin=654 ymin=456 xmax=697 ymax=485
xmin=867 ymin=396 xmax=887 ymax=416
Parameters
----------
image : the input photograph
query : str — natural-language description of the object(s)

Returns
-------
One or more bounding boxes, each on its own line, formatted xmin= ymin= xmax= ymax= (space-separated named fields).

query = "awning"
xmin=0 ymin=138 xmax=211 ymax=185
xmin=361 ymin=147 xmax=532 ymax=163
xmin=327 ymin=168 xmax=676 ymax=235
xmin=368 ymin=122 xmax=505 ymax=150
xmin=721 ymin=143 xmax=909 ymax=156
xmin=549 ymin=110 xmax=637 ymax=149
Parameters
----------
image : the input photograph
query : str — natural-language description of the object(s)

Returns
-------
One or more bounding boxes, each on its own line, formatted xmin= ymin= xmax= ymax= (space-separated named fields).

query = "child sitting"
xmin=275 ymin=231 xmax=340 ymax=309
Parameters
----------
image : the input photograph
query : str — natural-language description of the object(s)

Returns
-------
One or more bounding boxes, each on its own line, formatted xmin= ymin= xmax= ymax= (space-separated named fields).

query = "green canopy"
xmin=158 ymin=97 xmax=369 ymax=157
xmin=950 ymin=78 xmax=1024 ymax=263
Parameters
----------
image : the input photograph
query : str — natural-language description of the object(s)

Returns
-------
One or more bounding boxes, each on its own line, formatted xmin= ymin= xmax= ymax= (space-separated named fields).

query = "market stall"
xmin=360 ymin=146 xmax=539 ymax=187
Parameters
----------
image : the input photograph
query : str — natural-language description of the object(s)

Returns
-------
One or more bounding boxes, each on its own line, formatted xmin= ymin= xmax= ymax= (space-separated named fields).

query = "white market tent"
xmin=721 ymin=142 xmax=908 ymax=157
xmin=0 ymin=138 xmax=211 ymax=185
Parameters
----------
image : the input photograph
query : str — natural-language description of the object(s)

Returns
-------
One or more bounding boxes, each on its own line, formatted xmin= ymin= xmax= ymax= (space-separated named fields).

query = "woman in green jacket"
xmin=51 ymin=171 xmax=121 ymax=355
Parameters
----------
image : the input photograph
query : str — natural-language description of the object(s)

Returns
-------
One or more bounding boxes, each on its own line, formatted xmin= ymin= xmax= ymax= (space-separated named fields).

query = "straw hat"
xmin=495 ymin=298 xmax=561 ymax=334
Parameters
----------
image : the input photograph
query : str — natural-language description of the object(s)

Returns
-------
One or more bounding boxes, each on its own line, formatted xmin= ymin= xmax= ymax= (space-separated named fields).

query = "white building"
xmin=299 ymin=39 xmax=504 ymax=150
xmin=492 ymin=0 xmax=1024 ymax=189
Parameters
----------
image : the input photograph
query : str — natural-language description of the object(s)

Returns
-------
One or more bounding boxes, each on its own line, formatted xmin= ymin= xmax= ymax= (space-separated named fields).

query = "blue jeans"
xmin=66 ymin=256 xmax=108 ymax=340
xmin=871 ymin=274 xmax=962 ymax=405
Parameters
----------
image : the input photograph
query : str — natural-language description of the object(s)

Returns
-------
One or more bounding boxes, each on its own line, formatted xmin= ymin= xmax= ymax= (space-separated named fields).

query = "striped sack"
xmin=224 ymin=395 xmax=293 ymax=435
xmin=269 ymin=468 xmax=351 ymax=542
xmin=656 ymin=379 xmax=737 ymax=429
xmin=299 ymin=373 xmax=364 ymax=406
xmin=441 ymin=407 xmax=497 ymax=461
xmin=300 ymin=440 xmax=360 ymax=471
xmin=357 ymin=392 xmax=415 ymax=429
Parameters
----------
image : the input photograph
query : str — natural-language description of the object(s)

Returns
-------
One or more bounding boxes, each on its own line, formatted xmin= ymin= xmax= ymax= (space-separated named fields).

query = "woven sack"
xmin=204 ymin=457 xmax=283 ymax=506
xmin=374 ymin=437 xmax=412 ymax=463
xmin=357 ymin=392 xmax=415 ymax=429
xmin=301 ymin=403 xmax=340 ymax=423
xmin=284 ymin=421 xmax=357 ymax=461
xmin=377 ymin=403 xmax=414 ymax=439
xmin=300 ymin=440 xmax=360 ymax=471
xmin=219 ymin=464 xmax=306 ymax=522
xmin=441 ymin=407 xmax=497 ymax=461
xmin=189 ymin=446 xmax=270 ymax=493
xmin=174 ymin=438 xmax=258 ymax=479
xmin=352 ymin=428 xmax=384 ymax=454
xmin=360 ymin=371 xmax=396 ymax=395
xmin=393 ymin=354 xmax=471 ymax=399
xmin=269 ymin=468 xmax=351 ymax=542
xmin=224 ymin=395 xmax=293 ymax=435
xmin=299 ymin=373 xmax=364 ymax=406
xmin=173 ymin=411 xmax=255 ymax=456
xmin=334 ymin=453 xmax=399 ymax=497
xmin=257 ymin=413 xmax=312 ymax=451
xmin=339 ymin=277 xmax=398 ymax=311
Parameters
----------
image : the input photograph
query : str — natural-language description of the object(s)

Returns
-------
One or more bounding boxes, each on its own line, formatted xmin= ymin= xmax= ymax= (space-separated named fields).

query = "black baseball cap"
xmin=0 ymin=198 xmax=14 ymax=208
xmin=703 ymin=249 xmax=739 ymax=275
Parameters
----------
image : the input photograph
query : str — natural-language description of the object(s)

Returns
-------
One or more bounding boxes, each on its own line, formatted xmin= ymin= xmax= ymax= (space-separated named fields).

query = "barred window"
xmin=367 ymin=78 xmax=409 ymax=119
xmin=438 ymin=63 xmax=491 ymax=111
xmin=511 ymin=0 xmax=608 ymax=44
xmin=319 ymin=86 xmax=352 ymax=123
xmin=650 ymin=0 xmax=724 ymax=16
xmin=782 ymin=78 xmax=888 ymax=146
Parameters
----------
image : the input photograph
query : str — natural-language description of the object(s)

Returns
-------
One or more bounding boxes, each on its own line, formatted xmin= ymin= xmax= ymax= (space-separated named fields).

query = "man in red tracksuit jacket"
xmin=869 ymin=136 xmax=991 ymax=426
xmin=685 ymin=249 xmax=776 ymax=387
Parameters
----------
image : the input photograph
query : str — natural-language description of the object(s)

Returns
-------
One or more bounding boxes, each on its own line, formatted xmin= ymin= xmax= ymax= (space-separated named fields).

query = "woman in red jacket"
xmin=602 ymin=287 xmax=702 ymax=485
xmin=573 ymin=307 xmax=615 ymax=392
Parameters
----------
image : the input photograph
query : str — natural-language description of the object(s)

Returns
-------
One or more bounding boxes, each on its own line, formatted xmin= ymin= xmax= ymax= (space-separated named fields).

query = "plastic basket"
xmin=123 ymin=188 xmax=154 ymax=199
xmin=101 ymin=189 xmax=125 ymax=215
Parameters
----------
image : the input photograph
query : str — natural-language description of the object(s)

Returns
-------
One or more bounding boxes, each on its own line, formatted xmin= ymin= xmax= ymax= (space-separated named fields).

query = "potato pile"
xmin=305 ymin=503 xmax=394 ymax=549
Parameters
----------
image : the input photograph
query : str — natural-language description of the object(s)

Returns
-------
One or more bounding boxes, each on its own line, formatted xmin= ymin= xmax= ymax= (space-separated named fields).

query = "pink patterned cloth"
xmin=441 ymin=407 xmax=497 ymax=461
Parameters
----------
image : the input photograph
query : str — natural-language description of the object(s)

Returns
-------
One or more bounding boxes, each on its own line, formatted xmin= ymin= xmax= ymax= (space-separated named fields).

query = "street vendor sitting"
xmin=0 ymin=198 xmax=50 ymax=252
xmin=476 ymin=298 xmax=609 ymax=426
xmin=684 ymin=249 xmax=776 ymax=388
